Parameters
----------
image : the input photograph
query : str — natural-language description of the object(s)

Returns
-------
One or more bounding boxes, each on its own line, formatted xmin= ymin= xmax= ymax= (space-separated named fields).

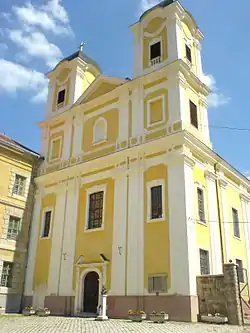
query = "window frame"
xmin=0 ymin=261 xmax=13 ymax=288
xmin=235 ymin=258 xmax=245 ymax=283
xmin=197 ymin=187 xmax=206 ymax=223
xmin=147 ymin=179 xmax=165 ymax=223
xmin=199 ymin=248 xmax=210 ymax=275
xmin=148 ymin=37 xmax=163 ymax=67
xmin=92 ymin=117 xmax=108 ymax=145
xmin=185 ymin=44 xmax=192 ymax=63
xmin=232 ymin=207 xmax=240 ymax=238
xmin=49 ymin=136 xmax=62 ymax=162
xmin=40 ymin=207 xmax=53 ymax=239
xmin=12 ymin=174 xmax=26 ymax=197
xmin=7 ymin=215 xmax=21 ymax=240
xmin=146 ymin=95 xmax=165 ymax=128
xmin=85 ymin=184 xmax=107 ymax=232
xmin=57 ymin=88 xmax=66 ymax=108
xmin=148 ymin=274 xmax=168 ymax=294
xmin=189 ymin=100 xmax=198 ymax=129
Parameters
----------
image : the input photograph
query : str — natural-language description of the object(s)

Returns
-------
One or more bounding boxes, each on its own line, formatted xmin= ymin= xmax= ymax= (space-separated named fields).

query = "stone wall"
xmin=197 ymin=263 xmax=243 ymax=325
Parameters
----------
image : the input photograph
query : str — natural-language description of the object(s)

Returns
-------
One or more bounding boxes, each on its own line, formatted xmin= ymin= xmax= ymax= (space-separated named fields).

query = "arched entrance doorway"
xmin=83 ymin=271 xmax=99 ymax=313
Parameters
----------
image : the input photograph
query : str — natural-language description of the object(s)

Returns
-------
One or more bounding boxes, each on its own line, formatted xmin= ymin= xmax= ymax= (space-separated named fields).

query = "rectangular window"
xmin=197 ymin=188 xmax=205 ymax=222
xmin=186 ymin=44 xmax=192 ymax=63
xmin=51 ymin=138 xmax=61 ymax=160
xmin=42 ymin=211 xmax=52 ymax=238
xmin=0 ymin=262 xmax=13 ymax=288
xmin=232 ymin=208 xmax=240 ymax=238
xmin=88 ymin=191 xmax=104 ymax=230
xmin=150 ymin=42 xmax=161 ymax=60
xmin=236 ymin=259 xmax=244 ymax=283
xmin=7 ymin=216 xmax=20 ymax=240
xmin=151 ymin=185 xmax=163 ymax=220
xmin=12 ymin=174 xmax=26 ymax=196
xmin=199 ymin=249 xmax=210 ymax=275
xmin=148 ymin=275 xmax=167 ymax=293
xmin=57 ymin=89 xmax=65 ymax=105
xmin=189 ymin=100 xmax=198 ymax=129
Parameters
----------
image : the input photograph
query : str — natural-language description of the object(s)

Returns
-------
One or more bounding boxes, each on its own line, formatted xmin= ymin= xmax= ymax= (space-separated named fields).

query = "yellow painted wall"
xmin=193 ymin=166 xmax=211 ymax=251
xmin=47 ymin=130 xmax=64 ymax=163
xmin=84 ymin=82 xmax=119 ymax=103
xmin=82 ymin=71 xmax=96 ymax=93
xmin=74 ymin=178 xmax=114 ymax=290
xmin=143 ymin=17 xmax=167 ymax=69
xmin=82 ymin=109 xmax=119 ymax=153
xmin=144 ymin=164 xmax=170 ymax=290
xmin=144 ymin=88 xmax=168 ymax=130
xmin=33 ymin=193 xmax=56 ymax=288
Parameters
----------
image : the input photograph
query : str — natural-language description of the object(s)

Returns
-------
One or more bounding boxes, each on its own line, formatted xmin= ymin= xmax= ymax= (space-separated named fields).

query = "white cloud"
xmin=13 ymin=2 xmax=71 ymax=36
xmin=8 ymin=30 xmax=62 ymax=68
xmin=139 ymin=0 xmax=160 ymax=14
xmin=202 ymin=73 xmax=230 ymax=108
xmin=0 ymin=59 xmax=48 ymax=102
xmin=42 ymin=0 xmax=69 ymax=24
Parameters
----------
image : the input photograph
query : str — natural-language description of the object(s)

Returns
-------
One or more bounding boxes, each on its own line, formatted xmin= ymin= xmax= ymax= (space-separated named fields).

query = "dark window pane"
xmin=150 ymin=42 xmax=161 ymax=60
xmin=197 ymin=188 xmax=205 ymax=222
xmin=236 ymin=259 xmax=244 ymax=283
xmin=186 ymin=45 xmax=192 ymax=63
xmin=0 ymin=262 xmax=13 ymax=288
xmin=200 ymin=249 xmax=210 ymax=275
xmin=151 ymin=185 xmax=163 ymax=219
xmin=57 ymin=89 xmax=65 ymax=104
xmin=190 ymin=100 xmax=198 ymax=129
xmin=148 ymin=275 xmax=167 ymax=293
xmin=42 ymin=211 xmax=52 ymax=238
xmin=7 ymin=216 xmax=20 ymax=240
xmin=232 ymin=208 xmax=240 ymax=238
xmin=88 ymin=191 xmax=104 ymax=229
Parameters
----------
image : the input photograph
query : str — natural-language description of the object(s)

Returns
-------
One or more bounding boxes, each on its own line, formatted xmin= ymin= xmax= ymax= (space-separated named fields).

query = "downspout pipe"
xmin=214 ymin=162 xmax=225 ymax=267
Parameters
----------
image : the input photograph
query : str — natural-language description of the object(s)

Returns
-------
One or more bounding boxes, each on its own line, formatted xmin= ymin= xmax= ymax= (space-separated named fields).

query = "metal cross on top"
xmin=79 ymin=41 xmax=85 ymax=52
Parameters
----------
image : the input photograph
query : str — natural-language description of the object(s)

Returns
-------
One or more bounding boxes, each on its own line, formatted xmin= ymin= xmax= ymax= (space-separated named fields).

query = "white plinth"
xmin=95 ymin=295 xmax=108 ymax=321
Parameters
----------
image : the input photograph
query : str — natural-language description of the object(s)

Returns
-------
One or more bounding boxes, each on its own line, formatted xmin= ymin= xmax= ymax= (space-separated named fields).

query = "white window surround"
xmin=232 ymin=206 xmax=241 ymax=240
xmin=147 ymin=179 xmax=165 ymax=223
xmin=85 ymin=184 xmax=107 ymax=233
xmin=9 ymin=169 xmax=30 ymax=201
xmin=40 ymin=206 xmax=54 ymax=239
xmin=49 ymin=136 xmax=62 ymax=162
xmin=198 ymin=247 xmax=211 ymax=276
xmin=195 ymin=182 xmax=207 ymax=225
xmin=146 ymin=95 xmax=165 ymax=129
xmin=92 ymin=117 xmax=108 ymax=145
xmin=148 ymin=37 xmax=163 ymax=67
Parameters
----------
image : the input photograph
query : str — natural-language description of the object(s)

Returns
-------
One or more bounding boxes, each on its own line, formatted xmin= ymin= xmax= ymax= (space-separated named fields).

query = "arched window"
xmin=93 ymin=117 xmax=107 ymax=144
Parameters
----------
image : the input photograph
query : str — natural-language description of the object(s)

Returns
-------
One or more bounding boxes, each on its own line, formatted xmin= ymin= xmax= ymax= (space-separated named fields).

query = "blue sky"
xmin=0 ymin=0 xmax=249 ymax=175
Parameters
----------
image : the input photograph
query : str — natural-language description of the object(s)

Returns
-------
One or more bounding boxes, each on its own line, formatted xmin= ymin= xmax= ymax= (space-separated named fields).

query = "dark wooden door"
xmin=83 ymin=271 xmax=99 ymax=313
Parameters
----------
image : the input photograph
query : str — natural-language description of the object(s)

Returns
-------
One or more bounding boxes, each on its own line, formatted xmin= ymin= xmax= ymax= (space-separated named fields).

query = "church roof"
xmin=0 ymin=133 xmax=39 ymax=157
xmin=52 ymin=50 xmax=102 ymax=73
xmin=139 ymin=0 xmax=176 ymax=20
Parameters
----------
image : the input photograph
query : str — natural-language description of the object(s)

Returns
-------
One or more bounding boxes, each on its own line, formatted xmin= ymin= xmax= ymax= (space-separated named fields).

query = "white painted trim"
xmin=144 ymin=20 xmax=167 ymax=38
xmin=40 ymin=206 xmax=54 ymax=239
xmin=49 ymin=136 xmax=62 ymax=162
xmin=148 ymin=37 xmax=163 ymax=68
xmin=146 ymin=179 xmax=165 ymax=222
xmin=92 ymin=117 xmax=108 ymax=145
xmin=146 ymin=94 xmax=165 ymax=129
xmin=84 ymin=184 xmax=107 ymax=232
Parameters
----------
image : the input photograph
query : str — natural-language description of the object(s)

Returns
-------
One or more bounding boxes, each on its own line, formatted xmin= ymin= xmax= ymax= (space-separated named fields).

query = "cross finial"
xmin=79 ymin=41 xmax=85 ymax=52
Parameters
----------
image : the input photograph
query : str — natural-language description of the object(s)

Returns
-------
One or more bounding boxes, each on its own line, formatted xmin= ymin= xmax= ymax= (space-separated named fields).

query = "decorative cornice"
xmin=205 ymin=170 xmax=217 ymax=182
xmin=240 ymin=193 xmax=250 ymax=204
xmin=219 ymin=179 xmax=228 ymax=189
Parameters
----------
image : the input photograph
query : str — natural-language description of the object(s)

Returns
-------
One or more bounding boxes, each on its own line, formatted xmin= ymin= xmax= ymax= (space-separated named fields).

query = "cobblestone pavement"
xmin=0 ymin=316 xmax=250 ymax=333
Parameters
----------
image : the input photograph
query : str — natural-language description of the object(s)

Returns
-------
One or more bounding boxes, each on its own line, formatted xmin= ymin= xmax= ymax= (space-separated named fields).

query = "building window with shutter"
xmin=189 ymin=100 xmax=198 ymax=129
xmin=12 ymin=174 xmax=26 ymax=196
xmin=197 ymin=188 xmax=205 ymax=222
xmin=236 ymin=259 xmax=244 ymax=283
xmin=147 ymin=180 xmax=165 ymax=222
xmin=87 ymin=191 xmax=104 ymax=230
xmin=41 ymin=210 xmax=52 ymax=238
xmin=0 ymin=262 xmax=13 ymax=288
xmin=148 ymin=275 xmax=167 ymax=293
xmin=199 ymin=249 xmax=210 ymax=275
xmin=7 ymin=216 xmax=21 ymax=240
xmin=232 ymin=208 xmax=240 ymax=238
xmin=185 ymin=44 xmax=192 ymax=63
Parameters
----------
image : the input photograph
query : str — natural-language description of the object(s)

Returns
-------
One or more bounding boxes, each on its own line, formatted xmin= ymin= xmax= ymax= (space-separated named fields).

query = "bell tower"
xmin=45 ymin=43 xmax=102 ymax=119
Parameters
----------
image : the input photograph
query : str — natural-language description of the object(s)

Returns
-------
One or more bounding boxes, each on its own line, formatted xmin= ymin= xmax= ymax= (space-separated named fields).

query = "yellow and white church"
xmin=24 ymin=0 xmax=250 ymax=322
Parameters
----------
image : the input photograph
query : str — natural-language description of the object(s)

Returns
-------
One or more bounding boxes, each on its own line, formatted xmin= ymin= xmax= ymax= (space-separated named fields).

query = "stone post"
xmin=96 ymin=294 xmax=108 ymax=321
xmin=223 ymin=263 xmax=243 ymax=325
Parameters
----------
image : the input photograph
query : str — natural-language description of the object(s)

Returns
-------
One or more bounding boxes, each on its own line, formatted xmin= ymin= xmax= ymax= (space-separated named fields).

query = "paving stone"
xmin=0 ymin=316 xmax=249 ymax=333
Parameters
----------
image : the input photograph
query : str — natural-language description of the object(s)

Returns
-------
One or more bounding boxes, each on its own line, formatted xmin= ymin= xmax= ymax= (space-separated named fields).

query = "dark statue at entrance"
xmin=83 ymin=271 xmax=99 ymax=313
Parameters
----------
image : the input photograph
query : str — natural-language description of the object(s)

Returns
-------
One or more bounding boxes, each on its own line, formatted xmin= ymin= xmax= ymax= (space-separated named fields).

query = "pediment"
xmin=76 ymin=75 xmax=127 ymax=105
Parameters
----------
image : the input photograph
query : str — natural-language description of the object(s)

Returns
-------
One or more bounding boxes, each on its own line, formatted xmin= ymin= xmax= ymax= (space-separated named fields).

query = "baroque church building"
xmin=24 ymin=0 xmax=250 ymax=322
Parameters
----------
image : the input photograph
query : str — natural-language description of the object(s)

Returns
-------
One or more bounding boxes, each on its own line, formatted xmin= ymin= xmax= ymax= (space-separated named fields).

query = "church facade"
xmin=24 ymin=0 xmax=250 ymax=322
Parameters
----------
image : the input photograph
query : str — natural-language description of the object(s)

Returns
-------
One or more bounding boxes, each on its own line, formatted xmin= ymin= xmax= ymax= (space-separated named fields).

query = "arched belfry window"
xmin=93 ymin=117 xmax=107 ymax=144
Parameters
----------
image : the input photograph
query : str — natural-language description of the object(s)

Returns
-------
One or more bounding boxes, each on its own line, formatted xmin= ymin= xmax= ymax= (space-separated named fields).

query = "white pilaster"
xmin=110 ymin=169 xmax=127 ymax=295
xmin=118 ymin=90 xmax=129 ymax=143
xmin=219 ymin=179 xmax=230 ymax=262
xmin=240 ymin=193 xmax=250 ymax=274
xmin=168 ymin=153 xmax=197 ymax=295
xmin=24 ymin=191 xmax=42 ymax=295
xmin=131 ymin=87 xmax=140 ymax=139
xmin=199 ymin=99 xmax=210 ymax=143
xmin=194 ymin=40 xmax=203 ymax=80
xmin=168 ymin=74 xmax=187 ymax=124
xmin=167 ymin=13 xmax=183 ymax=62
xmin=47 ymin=186 xmax=67 ymax=295
xmin=59 ymin=178 xmax=80 ymax=295
xmin=205 ymin=171 xmax=222 ymax=274
xmin=72 ymin=114 xmax=83 ymax=157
